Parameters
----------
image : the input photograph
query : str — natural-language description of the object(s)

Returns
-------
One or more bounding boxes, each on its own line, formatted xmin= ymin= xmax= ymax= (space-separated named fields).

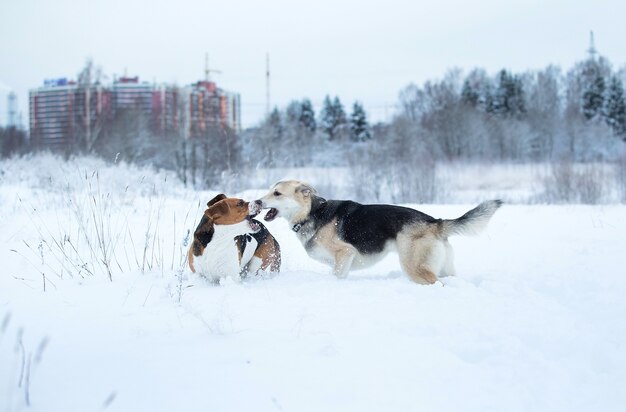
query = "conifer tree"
xmin=582 ymin=71 xmax=606 ymax=120
xmin=492 ymin=69 xmax=525 ymax=116
xmin=604 ymin=75 xmax=626 ymax=138
xmin=320 ymin=95 xmax=346 ymax=140
xmin=285 ymin=101 xmax=302 ymax=125
xmin=320 ymin=95 xmax=334 ymax=139
xmin=510 ymin=75 xmax=526 ymax=116
xmin=461 ymin=79 xmax=480 ymax=107
xmin=268 ymin=107 xmax=283 ymax=140
xmin=332 ymin=96 xmax=347 ymax=125
xmin=350 ymin=102 xmax=371 ymax=142
xmin=299 ymin=99 xmax=316 ymax=133
xmin=483 ymin=82 xmax=496 ymax=114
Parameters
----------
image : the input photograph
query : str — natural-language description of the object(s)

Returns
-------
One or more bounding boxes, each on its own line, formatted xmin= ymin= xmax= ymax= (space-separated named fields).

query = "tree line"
xmin=242 ymin=54 xmax=626 ymax=202
xmin=246 ymin=54 xmax=625 ymax=170
xmin=3 ymin=55 xmax=625 ymax=195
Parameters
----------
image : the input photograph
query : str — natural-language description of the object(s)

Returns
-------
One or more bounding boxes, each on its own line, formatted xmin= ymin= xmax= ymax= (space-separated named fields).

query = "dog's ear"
xmin=206 ymin=200 xmax=229 ymax=221
xmin=297 ymin=183 xmax=316 ymax=198
xmin=207 ymin=193 xmax=227 ymax=207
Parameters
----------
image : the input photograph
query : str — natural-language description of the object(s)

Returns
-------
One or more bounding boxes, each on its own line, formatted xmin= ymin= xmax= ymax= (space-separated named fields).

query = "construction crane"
xmin=205 ymin=53 xmax=222 ymax=82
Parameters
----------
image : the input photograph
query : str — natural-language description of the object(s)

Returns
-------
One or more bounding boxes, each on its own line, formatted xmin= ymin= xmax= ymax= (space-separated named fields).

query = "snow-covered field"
xmin=1 ymin=155 xmax=626 ymax=411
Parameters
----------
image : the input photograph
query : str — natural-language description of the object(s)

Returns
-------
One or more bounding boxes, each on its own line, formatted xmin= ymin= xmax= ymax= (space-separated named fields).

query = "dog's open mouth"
xmin=247 ymin=218 xmax=261 ymax=232
xmin=264 ymin=208 xmax=278 ymax=222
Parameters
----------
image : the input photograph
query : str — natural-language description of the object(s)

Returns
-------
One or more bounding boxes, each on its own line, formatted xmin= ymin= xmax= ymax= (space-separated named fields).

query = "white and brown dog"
xmin=188 ymin=194 xmax=281 ymax=282
xmin=252 ymin=180 xmax=501 ymax=284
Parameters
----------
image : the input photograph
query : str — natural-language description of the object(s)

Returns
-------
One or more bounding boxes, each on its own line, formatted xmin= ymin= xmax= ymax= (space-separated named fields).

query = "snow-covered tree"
xmin=268 ymin=107 xmax=283 ymax=139
xmin=0 ymin=126 xmax=29 ymax=157
xmin=566 ymin=57 xmax=611 ymax=120
xmin=350 ymin=102 xmax=371 ymax=142
xmin=285 ymin=101 xmax=302 ymax=125
xmin=320 ymin=95 xmax=334 ymax=139
xmin=461 ymin=79 xmax=480 ymax=107
xmin=463 ymin=68 xmax=492 ymax=111
xmin=604 ymin=75 xmax=626 ymax=139
xmin=582 ymin=70 xmax=606 ymax=120
xmin=75 ymin=59 xmax=109 ymax=153
xmin=299 ymin=99 xmax=316 ymax=133
xmin=490 ymin=69 xmax=525 ymax=117
xmin=285 ymin=99 xmax=316 ymax=135
xmin=320 ymin=95 xmax=347 ymax=140
xmin=525 ymin=66 xmax=562 ymax=159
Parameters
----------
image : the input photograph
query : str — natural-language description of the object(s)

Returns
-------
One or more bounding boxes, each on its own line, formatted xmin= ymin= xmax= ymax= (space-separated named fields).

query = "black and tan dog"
xmin=252 ymin=181 xmax=501 ymax=284
xmin=188 ymin=194 xmax=280 ymax=282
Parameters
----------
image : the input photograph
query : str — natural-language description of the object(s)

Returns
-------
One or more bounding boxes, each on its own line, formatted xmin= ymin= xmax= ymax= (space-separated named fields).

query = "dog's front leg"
xmin=334 ymin=247 xmax=356 ymax=279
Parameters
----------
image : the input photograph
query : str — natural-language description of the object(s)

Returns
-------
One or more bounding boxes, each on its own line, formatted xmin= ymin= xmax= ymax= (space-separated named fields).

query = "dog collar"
xmin=292 ymin=219 xmax=309 ymax=233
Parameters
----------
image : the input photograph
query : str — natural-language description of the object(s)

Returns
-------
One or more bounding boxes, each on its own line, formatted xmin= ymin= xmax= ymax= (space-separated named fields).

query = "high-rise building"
xmin=223 ymin=91 xmax=241 ymax=134
xmin=29 ymin=78 xmax=110 ymax=149
xmin=110 ymin=76 xmax=182 ymax=136
xmin=152 ymin=84 xmax=179 ymax=134
xmin=111 ymin=76 xmax=152 ymax=114
xmin=187 ymin=81 xmax=222 ymax=138
xmin=165 ymin=83 xmax=241 ymax=140
xmin=29 ymin=76 xmax=241 ymax=150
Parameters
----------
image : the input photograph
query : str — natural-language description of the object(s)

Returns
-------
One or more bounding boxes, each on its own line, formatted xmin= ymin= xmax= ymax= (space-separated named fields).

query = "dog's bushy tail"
xmin=441 ymin=200 xmax=503 ymax=237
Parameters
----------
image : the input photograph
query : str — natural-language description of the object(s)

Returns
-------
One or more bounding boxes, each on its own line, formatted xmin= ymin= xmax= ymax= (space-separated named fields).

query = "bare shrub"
xmin=576 ymin=165 xmax=605 ymax=204
xmin=390 ymin=155 xmax=438 ymax=204
xmin=348 ymin=144 xmax=388 ymax=203
xmin=347 ymin=142 xmax=439 ymax=204
xmin=542 ymin=161 xmax=575 ymax=203
xmin=16 ymin=167 xmax=193 ymax=282
xmin=540 ymin=161 xmax=606 ymax=204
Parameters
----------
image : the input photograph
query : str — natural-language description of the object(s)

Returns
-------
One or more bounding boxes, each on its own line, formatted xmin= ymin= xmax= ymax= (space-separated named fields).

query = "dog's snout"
xmin=249 ymin=200 xmax=263 ymax=215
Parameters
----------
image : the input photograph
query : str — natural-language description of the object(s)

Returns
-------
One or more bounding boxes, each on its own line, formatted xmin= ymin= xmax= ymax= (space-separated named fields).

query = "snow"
xmin=1 ymin=155 xmax=626 ymax=411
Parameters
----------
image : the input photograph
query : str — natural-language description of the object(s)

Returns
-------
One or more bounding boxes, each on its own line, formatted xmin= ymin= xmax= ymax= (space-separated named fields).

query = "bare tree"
xmin=74 ymin=59 xmax=110 ymax=153
xmin=173 ymin=88 xmax=191 ymax=186
xmin=1 ymin=126 xmax=29 ymax=157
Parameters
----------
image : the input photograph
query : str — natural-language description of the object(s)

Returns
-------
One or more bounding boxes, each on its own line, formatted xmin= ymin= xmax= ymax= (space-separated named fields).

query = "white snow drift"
xmin=1 ymin=155 xmax=625 ymax=411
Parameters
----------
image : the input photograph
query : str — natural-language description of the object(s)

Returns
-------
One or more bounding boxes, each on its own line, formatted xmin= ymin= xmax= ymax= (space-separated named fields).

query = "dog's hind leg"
xmin=397 ymin=232 xmax=441 ymax=285
xmin=404 ymin=265 xmax=438 ymax=285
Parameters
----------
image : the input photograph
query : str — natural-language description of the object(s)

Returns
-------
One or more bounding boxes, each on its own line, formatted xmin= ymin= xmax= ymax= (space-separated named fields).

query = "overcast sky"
xmin=1 ymin=0 xmax=625 ymax=128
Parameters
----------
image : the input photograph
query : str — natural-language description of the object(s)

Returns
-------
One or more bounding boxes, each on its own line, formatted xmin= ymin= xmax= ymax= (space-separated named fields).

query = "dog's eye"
xmin=274 ymin=191 xmax=281 ymax=197
xmin=237 ymin=200 xmax=244 ymax=207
